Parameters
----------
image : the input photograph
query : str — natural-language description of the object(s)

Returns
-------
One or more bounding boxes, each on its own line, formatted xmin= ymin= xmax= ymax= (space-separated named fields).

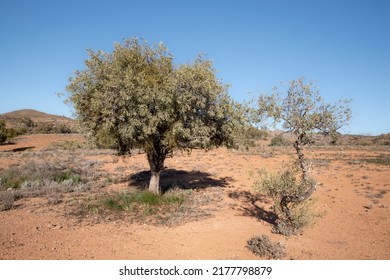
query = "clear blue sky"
xmin=1 ymin=0 xmax=389 ymax=135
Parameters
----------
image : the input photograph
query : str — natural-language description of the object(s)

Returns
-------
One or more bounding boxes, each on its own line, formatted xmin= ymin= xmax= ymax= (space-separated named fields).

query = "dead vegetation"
xmin=247 ymin=235 xmax=286 ymax=259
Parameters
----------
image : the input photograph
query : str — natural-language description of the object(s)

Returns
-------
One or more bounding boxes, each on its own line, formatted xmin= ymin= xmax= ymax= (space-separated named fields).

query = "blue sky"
xmin=1 ymin=0 xmax=389 ymax=135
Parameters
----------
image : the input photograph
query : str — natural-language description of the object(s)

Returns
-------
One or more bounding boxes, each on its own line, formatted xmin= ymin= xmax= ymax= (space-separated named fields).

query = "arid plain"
xmin=1 ymin=131 xmax=389 ymax=260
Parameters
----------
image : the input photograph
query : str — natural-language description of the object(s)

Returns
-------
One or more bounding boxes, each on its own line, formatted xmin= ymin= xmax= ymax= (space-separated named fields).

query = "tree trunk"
xmin=280 ymin=135 xmax=316 ymax=222
xmin=149 ymin=170 xmax=161 ymax=194
xmin=146 ymin=144 xmax=167 ymax=195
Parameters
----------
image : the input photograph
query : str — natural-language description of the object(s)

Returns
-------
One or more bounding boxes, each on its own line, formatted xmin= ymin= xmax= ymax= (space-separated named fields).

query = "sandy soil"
xmin=0 ymin=134 xmax=389 ymax=259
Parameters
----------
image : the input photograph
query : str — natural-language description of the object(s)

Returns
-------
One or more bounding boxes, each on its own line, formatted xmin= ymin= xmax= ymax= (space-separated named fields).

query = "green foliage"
xmin=35 ymin=123 xmax=74 ymax=134
xmin=233 ymin=126 xmax=268 ymax=149
xmin=0 ymin=120 xmax=7 ymax=144
xmin=254 ymin=163 xmax=313 ymax=202
xmin=66 ymin=38 xmax=247 ymax=193
xmin=0 ymin=120 xmax=20 ymax=144
xmin=257 ymin=78 xmax=352 ymax=144
xmin=67 ymin=38 xmax=244 ymax=153
xmin=253 ymin=162 xmax=317 ymax=235
xmin=270 ymin=135 xmax=289 ymax=146
xmin=102 ymin=190 xmax=185 ymax=213
xmin=246 ymin=126 xmax=268 ymax=140
xmin=22 ymin=117 xmax=35 ymax=130
xmin=94 ymin=127 xmax=117 ymax=149
xmin=254 ymin=78 xmax=351 ymax=234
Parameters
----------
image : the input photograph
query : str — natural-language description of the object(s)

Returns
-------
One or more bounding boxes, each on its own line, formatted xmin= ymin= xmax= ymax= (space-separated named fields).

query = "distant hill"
xmin=0 ymin=109 xmax=77 ymax=134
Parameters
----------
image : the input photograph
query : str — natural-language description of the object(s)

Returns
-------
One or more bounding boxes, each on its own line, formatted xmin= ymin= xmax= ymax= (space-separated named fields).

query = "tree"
xmin=0 ymin=120 xmax=7 ymax=144
xmin=66 ymin=38 xmax=246 ymax=194
xmin=256 ymin=78 xmax=351 ymax=228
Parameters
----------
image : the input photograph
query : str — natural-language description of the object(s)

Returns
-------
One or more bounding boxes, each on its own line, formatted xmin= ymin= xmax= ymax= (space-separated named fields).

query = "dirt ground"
xmin=0 ymin=134 xmax=389 ymax=260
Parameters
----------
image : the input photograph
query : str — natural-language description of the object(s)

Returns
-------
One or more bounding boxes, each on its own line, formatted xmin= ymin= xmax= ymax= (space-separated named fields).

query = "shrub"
xmin=0 ymin=120 xmax=8 ymax=144
xmin=253 ymin=162 xmax=317 ymax=235
xmin=270 ymin=135 xmax=289 ymax=146
xmin=247 ymin=235 xmax=286 ymax=259
xmin=0 ymin=161 xmax=85 ymax=191
xmin=48 ymin=140 xmax=84 ymax=151
xmin=246 ymin=126 xmax=268 ymax=140
xmin=35 ymin=123 xmax=75 ymax=134
xmin=0 ymin=191 xmax=15 ymax=211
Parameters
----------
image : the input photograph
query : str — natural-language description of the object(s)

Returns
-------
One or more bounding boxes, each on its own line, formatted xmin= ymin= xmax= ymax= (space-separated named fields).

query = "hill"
xmin=0 ymin=109 xmax=77 ymax=134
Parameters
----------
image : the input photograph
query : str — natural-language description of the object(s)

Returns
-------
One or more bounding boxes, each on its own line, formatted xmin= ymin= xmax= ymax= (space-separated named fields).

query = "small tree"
xmin=0 ymin=120 xmax=7 ymax=144
xmin=256 ymin=78 xmax=351 ymax=230
xmin=66 ymin=38 xmax=246 ymax=194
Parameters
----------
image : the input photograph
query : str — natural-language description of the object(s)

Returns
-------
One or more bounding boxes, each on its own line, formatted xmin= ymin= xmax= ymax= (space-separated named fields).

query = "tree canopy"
xmin=257 ymin=78 xmax=352 ymax=144
xmin=66 ymin=38 xmax=246 ymax=194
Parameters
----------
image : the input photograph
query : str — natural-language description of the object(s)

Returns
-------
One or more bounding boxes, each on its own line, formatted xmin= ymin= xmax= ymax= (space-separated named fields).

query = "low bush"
xmin=270 ymin=135 xmax=289 ymax=146
xmin=0 ymin=191 xmax=15 ymax=211
xmin=0 ymin=161 xmax=84 ymax=191
xmin=246 ymin=126 xmax=268 ymax=140
xmin=247 ymin=235 xmax=286 ymax=259
xmin=253 ymin=162 xmax=318 ymax=235
xmin=0 ymin=158 xmax=109 ymax=211
xmin=0 ymin=120 xmax=14 ymax=144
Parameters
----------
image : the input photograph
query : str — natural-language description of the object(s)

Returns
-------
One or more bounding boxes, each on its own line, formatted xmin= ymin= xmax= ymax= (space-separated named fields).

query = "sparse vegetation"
xmin=0 ymin=161 xmax=84 ymax=191
xmin=70 ymin=187 xmax=223 ymax=227
xmin=0 ymin=155 xmax=110 ymax=211
xmin=0 ymin=109 xmax=76 ymax=135
xmin=359 ymin=155 xmax=390 ymax=166
xmin=47 ymin=140 xmax=85 ymax=151
xmin=102 ymin=190 xmax=185 ymax=213
xmin=270 ymin=134 xmax=289 ymax=146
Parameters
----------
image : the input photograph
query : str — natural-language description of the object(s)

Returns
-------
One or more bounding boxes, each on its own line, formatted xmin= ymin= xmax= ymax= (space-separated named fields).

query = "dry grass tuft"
xmin=247 ymin=235 xmax=286 ymax=259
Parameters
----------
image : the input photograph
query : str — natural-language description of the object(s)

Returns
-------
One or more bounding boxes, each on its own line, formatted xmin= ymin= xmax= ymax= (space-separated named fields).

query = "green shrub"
xmin=35 ymin=123 xmax=75 ymax=134
xmin=94 ymin=127 xmax=117 ymax=149
xmin=246 ymin=126 xmax=268 ymax=140
xmin=0 ymin=120 xmax=8 ymax=144
xmin=270 ymin=135 xmax=289 ymax=146
xmin=253 ymin=162 xmax=317 ymax=235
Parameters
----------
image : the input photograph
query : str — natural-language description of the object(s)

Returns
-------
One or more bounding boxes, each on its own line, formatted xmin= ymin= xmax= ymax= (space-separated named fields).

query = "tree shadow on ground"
xmin=228 ymin=190 xmax=278 ymax=226
xmin=3 ymin=146 xmax=35 ymax=152
xmin=128 ymin=168 xmax=234 ymax=193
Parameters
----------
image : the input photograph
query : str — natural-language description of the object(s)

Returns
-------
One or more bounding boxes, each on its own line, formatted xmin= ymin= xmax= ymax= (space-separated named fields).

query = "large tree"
xmin=66 ymin=38 xmax=245 ymax=194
